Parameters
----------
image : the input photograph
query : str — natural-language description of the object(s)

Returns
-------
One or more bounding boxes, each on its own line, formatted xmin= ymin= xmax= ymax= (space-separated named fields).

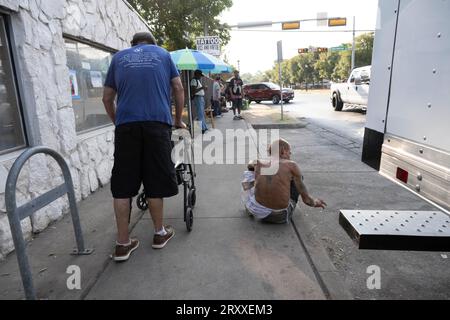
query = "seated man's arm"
xmin=291 ymin=162 xmax=327 ymax=209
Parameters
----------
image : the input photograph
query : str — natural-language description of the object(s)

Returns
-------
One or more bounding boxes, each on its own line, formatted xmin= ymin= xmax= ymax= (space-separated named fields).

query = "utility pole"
xmin=204 ymin=21 xmax=210 ymax=78
xmin=279 ymin=60 xmax=283 ymax=120
xmin=351 ymin=16 xmax=356 ymax=71
xmin=204 ymin=21 xmax=208 ymax=36
xmin=277 ymin=40 xmax=284 ymax=120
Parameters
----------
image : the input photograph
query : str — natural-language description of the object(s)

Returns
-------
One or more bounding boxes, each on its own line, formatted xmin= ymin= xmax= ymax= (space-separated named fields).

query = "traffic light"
xmin=317 ymin=47 xmax=328 ymax=53
xmin=298 ymin=48 xmax=309 ymax=54
xmin=282 ymin=21 xmax=300 ymax=30
xmin=328 ymin=17 xmax=347 ymax=27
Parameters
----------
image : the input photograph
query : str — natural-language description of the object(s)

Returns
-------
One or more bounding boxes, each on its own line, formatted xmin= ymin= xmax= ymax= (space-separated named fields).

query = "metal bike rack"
xmin=5 ymin=147 xmax=94 ymax=300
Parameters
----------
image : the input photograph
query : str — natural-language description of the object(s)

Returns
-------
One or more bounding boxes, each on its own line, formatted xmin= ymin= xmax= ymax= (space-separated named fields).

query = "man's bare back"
xmin=255 ymin=159 xmax=295 ymax=210
xmin=252 ymin=139 xmax=326 ymax=211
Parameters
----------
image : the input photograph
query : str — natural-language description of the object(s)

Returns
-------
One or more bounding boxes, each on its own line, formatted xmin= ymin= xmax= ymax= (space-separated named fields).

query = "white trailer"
xmin=362 ymin=0 xmax=450 ymax=212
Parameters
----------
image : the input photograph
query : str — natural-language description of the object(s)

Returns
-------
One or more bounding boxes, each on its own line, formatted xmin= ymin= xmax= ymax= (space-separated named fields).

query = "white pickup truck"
xmin=330 ymin=65 xmax=371 ymax=111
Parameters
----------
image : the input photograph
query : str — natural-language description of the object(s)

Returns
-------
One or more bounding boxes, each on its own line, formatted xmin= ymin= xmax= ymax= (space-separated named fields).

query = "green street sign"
xmin=330 ymin=45 xmax=348 ymax=52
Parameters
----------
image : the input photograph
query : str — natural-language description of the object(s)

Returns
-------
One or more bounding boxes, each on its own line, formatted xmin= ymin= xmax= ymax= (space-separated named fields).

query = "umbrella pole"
xmin=186 ymin=70 xmax=194 ymax=139
xmin=185 ymin=70 xmax=196 ymax=176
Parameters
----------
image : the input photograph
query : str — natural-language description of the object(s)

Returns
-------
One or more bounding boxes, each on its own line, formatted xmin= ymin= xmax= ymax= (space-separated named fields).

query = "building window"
xmin=0 ymin=16 xmax=26 ymax=155
xmin=65 ymin=39 xmax=114 ymax=133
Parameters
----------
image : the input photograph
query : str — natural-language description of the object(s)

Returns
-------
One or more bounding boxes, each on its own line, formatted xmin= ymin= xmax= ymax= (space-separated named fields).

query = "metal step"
xmin=339 ymin=210 xmax=450 ymax=251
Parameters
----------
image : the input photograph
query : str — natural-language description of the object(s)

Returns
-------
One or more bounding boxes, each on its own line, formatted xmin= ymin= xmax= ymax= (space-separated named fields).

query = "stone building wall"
xmin=0 ymin=0 xmax=150 ymax=260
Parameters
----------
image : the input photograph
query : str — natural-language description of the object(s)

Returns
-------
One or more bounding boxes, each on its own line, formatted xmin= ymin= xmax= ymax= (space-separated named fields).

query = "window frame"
xmin=360 ymin=69 xmax=371 ymax=83
xmin=63 ymin=35 xmax=118 ymax=135
xmin=0 ymin=13 xmax=28 ymax=156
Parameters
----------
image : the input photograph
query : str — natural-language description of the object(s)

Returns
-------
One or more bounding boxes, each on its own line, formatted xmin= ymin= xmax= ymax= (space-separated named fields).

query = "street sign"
xmin=282 ymin=21 xmax=300 ymax=30
xmin=330 ymin=45 xmax=349 ymax=52
xmin=196 ymin=36 xmax=221 ymax=57
xmin=317 ymin=12 xmax=328 ymax=27
xmin=277 ymin=40 xmax=283 ymax=62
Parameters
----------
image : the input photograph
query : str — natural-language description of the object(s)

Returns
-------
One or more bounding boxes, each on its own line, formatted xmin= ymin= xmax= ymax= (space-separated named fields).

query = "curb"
xmin=250 ymin=122 xmax=308 ymax=130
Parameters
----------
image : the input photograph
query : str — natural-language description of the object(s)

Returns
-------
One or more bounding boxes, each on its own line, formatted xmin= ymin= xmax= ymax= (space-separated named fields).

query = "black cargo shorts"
xmin=111 ymin=121 xmax=178 ymax=199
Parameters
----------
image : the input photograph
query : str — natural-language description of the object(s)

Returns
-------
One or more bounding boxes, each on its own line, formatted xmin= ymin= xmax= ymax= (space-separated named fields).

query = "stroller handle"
xmin=172 ymin=126 xmax=192 ymax=141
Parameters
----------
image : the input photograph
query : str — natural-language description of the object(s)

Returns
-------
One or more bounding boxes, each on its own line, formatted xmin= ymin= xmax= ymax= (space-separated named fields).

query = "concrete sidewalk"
xmin=0 ymin=110 xmax=342 ymax=300
xmin=241 ymin=105 xmax=450 ymax=300
xmin=1 ymin=105 xmax=448 ymax=300
xmin=83 ymin=113 xmax=332 ymax=300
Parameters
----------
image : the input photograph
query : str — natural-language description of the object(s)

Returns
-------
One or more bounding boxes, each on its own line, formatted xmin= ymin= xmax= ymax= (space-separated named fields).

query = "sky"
xmin=219 ymin=0 xmax=380 ymax=74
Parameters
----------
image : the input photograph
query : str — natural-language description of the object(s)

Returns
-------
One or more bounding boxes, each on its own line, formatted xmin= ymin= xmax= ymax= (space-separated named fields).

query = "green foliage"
xmin=128 ymin=0 xmax=233 ymax=51
xmin=355 ymin=32 xmax=374 ymax=68
xmin=333 ymin=50 xmax=352 ymax=81
xmin=255 ymin=33 xmax=374 ymax=86
xmin=315 ymin=51 xmax=340 ymax=81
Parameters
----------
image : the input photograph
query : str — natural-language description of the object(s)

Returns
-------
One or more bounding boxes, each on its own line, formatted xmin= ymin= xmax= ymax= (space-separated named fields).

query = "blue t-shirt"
xmin=104 ymin=44 xmax=179 ymax=126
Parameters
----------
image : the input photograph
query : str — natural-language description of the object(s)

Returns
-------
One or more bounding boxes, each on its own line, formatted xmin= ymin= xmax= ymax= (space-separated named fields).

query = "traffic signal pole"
xmin=351 ymin=16 xmax=356 ymax=71
xmin=279 ymin=61 xmax=283 ymax=120
xmin=277 ymin=40 xmax=284 ymax=120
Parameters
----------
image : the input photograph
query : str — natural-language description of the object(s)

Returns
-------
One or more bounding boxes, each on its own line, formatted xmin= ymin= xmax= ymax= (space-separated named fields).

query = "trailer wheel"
xmin=332 ymin=92 xmax=343 ymax=111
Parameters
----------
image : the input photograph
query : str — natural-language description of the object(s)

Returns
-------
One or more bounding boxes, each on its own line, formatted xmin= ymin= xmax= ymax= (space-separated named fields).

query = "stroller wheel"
xmin=136 ymin=192 xmax=148 ymax=211
xmin=188 ymin=188 xmax=196 ymax=208
xmin=185 ymin=207 xmax=193 ymax=232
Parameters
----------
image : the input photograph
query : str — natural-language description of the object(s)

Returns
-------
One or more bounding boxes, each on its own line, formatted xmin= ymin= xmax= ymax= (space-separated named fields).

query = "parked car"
xmin=243 ymin=82 xmax=294 ymax=105
xmin=330 ymin=65 xmax=371 ymax=111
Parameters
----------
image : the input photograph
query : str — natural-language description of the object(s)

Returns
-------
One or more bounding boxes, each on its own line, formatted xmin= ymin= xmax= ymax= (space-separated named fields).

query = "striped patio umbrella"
xmin=170 ymin=49 xmax=231 ymax=142
xmin=170 ymin=48 xmax=232 ymax=73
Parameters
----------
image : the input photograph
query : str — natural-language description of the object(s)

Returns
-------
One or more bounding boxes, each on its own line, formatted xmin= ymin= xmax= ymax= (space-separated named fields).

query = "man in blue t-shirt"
xmin=103 ymin=32 xmax=186 ymax=262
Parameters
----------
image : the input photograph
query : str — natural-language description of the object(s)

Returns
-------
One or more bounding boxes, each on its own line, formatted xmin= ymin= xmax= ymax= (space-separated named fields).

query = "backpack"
xmin=190 ymin=78 xmax=200 ymax=100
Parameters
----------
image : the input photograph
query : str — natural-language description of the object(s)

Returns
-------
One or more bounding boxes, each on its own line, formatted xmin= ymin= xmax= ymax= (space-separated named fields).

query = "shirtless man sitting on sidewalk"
xmin=242 ymin=139 xmax=326 ymax=223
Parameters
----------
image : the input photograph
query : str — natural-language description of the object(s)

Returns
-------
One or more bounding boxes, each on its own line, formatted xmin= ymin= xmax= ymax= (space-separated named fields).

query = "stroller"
xmin=135 ymin=131 xmax=197 ymax=232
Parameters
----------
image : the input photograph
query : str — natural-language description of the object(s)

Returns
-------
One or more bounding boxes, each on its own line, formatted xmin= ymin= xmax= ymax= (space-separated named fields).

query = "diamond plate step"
xmin=339 ymin=210 xmax=450 ymax=251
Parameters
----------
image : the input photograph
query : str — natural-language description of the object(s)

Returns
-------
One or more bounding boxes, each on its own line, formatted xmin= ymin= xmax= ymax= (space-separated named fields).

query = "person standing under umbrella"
xmin=191 ymin=70 xmax=208 ymax=133
xmin=212 ymin=75 xmax=223 ymax=118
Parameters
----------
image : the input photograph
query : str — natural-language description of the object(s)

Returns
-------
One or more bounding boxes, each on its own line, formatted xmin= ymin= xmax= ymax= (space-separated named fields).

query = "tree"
xmin=315 ymin=51 xmax=340 ymax=81
xmin=241 ymin=72 xmax=256 ymax=83
xmin=128 ymin=0 xmax=232 ymax=51
xmin=244 ymin=33 xmax=374 ymax=87
xmin=355 ymin=32 xmax=374 ymax=68
xmin=333 ymin=50 xmax=352 ymax=81
xmin=270 ymin=60 xmax=292 ymax=85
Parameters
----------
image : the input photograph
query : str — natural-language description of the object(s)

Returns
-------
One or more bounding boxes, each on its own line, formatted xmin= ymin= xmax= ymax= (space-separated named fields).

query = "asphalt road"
xmin=252 ymin=90 xmax=367 ymax=145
